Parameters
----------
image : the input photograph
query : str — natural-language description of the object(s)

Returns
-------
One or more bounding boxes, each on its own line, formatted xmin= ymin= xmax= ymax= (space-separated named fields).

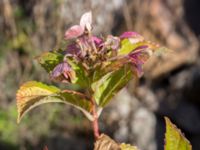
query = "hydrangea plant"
xmin=16 ymin=12 xmax=191 ymax=150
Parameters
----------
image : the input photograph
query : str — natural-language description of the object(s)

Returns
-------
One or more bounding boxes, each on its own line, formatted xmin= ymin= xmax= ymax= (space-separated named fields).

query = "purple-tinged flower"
xmin=91 ymin=36 xmax=102 ymax=46
xmin=78 ymin=36 xmax=92 ymax=54
xmin=64 ymin=25 xmax=84 ymax=40
xmin=120 ymin=31 xmax=139 ymax=39
xmin=51 ymin=62 xmax=75 ymax=83
xmin=80 ymin=11 xmax=92 ymax=32
xmin=63 ymin=43 xmax=82 ymax=57
xmin=64 ymin=11 xmax=92 ymax=40
xmin=89 ymin=36 xmax=103 ymax=50
xmin=105 ymin=35 xmax=120 ymax=50
xmin=120 ymin=31 xmax=144 ymax=44
xmin=128 ymin=47 xmax=152 ymax=77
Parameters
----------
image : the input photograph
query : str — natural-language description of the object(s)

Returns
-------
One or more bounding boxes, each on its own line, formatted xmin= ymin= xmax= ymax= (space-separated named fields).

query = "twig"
xmin=91 ymin=97 xmax=100 ymax=139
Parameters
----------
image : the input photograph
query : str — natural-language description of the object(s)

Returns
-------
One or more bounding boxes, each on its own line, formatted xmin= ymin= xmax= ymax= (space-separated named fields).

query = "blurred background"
xmin=0 ymin=0 xmax=200 ymax=150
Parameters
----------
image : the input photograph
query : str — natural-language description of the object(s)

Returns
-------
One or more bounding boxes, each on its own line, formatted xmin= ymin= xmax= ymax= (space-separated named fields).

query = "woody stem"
xmin=91 ymin=97 xmax=100 ymax=139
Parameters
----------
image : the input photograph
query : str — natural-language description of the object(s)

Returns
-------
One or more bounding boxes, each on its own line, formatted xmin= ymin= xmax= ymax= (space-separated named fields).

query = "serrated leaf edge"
xmin=164 ymin=117 xmax=192 ymax=150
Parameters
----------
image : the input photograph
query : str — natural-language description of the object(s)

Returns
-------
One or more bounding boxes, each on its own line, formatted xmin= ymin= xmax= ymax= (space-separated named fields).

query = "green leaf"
xmin=119 ymin=39 xmax=151 ymax=56
xmin=16 ymin=81 xmax=92 ymax=123
xmin=119 ymin=39 xmax=139 ymax=55
xmin=165 ymin=117 xmax=192 ymax=150
xmin=36 ymin=52 xmax=90 ymax=87
xmin=60 ymin=90 xmax=92 ymax=113
xmin=36 ymin=51 xmax=64 ymax=73
xmin=118 ymin=39 xmax=162 ymax=56
xmin=92 ymin=60 xmax=127 ymax=83
xmin=120 ymin=143 xmax=139 ymax=150
xmin=67 ymin=59 xmax=90 ymax=87
xmin=92 ymin=65 xmax=133 ymax=107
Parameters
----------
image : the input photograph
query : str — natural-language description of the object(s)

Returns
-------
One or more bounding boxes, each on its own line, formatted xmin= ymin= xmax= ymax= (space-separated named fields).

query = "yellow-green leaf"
xmin=92 ymin=65 xmax=133 ymax=107
xmin=36 ymin=51 xmax=63 ymax=73
xmin=119 ymin=39 xmax=142 ymax=55
xmin=165 ymin=117 xmax=192 ymax=150
xmin=120 ymin=143 xmax=139 ymax=150
xmin=118 ymin=39 xmax=161 ymax=56
xmin=67 ymin=59 xmax=90 ymax=87
xmin=16 ymin=81 xmax=92 ymax=123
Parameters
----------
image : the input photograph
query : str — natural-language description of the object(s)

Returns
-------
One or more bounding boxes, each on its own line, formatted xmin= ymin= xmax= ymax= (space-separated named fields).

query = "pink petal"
xmin=120 ymin=31 xmax=144 ymax=44
xmin=80 ymin=11 xmax=92 ymax=31
xmin=129 ymin=36 xmax=144 ymax=44
xmin=105 ymin=35 xmax=120 ymax=50
xmin=134 ymin=64 xmax=144 ymax=77
xmin=120 ymin=31 xmax=140 ymax=39
xmin=51 ymin=62 xmax=70 ymax=78
xmin=51 ymin=62 xmax=73 ymax=83
xmin=64 ymin=25 xmax=84 ymax=40
xmin=91 ymin=36 xmax=103 ymax=46
xmin=63 ymin=43 xmax=82 ymax=57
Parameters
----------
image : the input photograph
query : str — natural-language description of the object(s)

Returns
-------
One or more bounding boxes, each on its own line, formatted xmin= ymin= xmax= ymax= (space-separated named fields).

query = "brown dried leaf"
xmin=94 ymin=134 xmax=120 ymax=150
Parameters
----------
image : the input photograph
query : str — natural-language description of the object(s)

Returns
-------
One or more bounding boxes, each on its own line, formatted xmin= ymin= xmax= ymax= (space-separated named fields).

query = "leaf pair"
xmin=16 ymin=65 xmax=133 ymax=122
xmin=16 ymin=37 xmax=164 ymax=122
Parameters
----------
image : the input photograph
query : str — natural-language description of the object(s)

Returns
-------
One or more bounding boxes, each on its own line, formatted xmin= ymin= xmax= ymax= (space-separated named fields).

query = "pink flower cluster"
xmin=51 ymin=12 xmax=155 ymax=82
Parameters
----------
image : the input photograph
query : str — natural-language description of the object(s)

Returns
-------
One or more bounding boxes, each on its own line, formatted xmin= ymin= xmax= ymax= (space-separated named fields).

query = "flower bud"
xmin=51 ymin=62 xmax=75 ymax=83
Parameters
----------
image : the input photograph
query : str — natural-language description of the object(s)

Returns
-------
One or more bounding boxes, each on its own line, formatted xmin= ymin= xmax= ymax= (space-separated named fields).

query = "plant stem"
xmin=91 ymin=97 xmax=100 ymax=139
